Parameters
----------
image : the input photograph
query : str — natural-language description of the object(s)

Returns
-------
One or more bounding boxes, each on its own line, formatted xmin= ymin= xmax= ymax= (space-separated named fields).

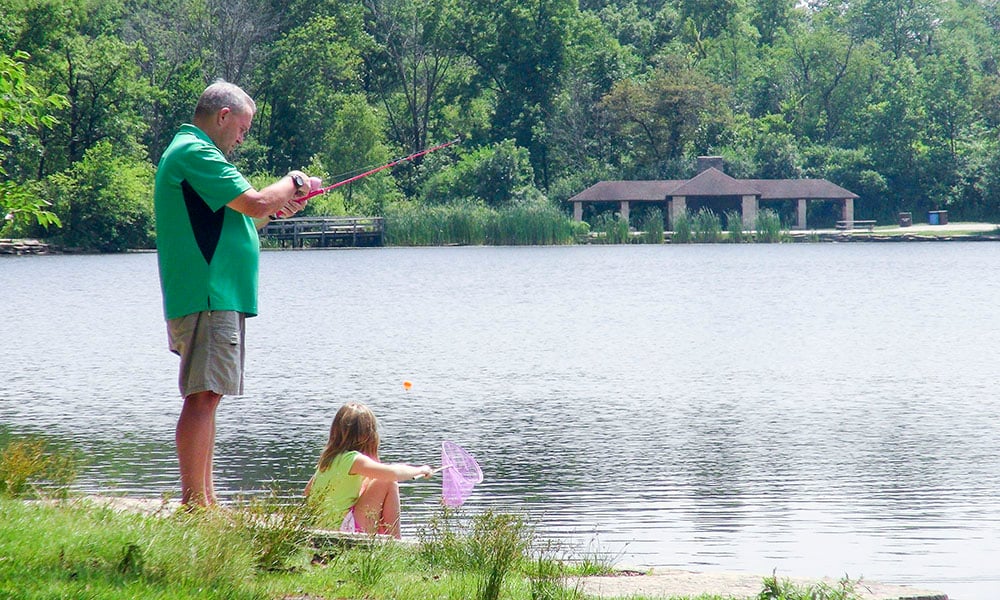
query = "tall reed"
xmin=639 ymin=208 xmax=664 ymax=244
xmin=0 ymin=438 xmax=77 ymax=498
xmin=671 ymin=210 xmax=692 ymax=243
xmin=384 ymin=202 xmax=576 ymax=246
xmin=692 ymin=207 xmax=723 ymax=243
xmin=591 ymin=213 xmax=630 ymax=244
xmin=725 ymin=210 xmax=746 ymax=243
xmin=754 ymin=208 xmax=788 ymax=243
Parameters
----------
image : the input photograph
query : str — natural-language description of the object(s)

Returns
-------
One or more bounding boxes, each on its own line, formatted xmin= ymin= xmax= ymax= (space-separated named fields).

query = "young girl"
xmin=305 ymin=402 xmax=433 ymax=538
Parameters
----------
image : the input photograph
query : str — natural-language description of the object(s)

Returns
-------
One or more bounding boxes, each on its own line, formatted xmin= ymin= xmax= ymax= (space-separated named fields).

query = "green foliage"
xmin=468 ymin=510 xmax=533 ymax=600
xmin=0 ymin=51 xmax=67 ymax=230
xmin=758 ymin=572 xmax=863 ymax=600
xmin=8 ymin=0 xmax=1000 ymax=250
xmin=754 ymin=208 xmax=787 ymax=243
xmin=724 ymin=209 xmax=745 ymax=242
xmin=423 ymin=140 xmax=539 ymax=208
xmin=691 ymin=207 xmax=723 ymax=242
xmin=0 ymin=438 xmax=77 ymax=499
xmin=47 ymin=141 xmax=155 ymax=252
xmin=384 ymin=199 xmax=576 ymax=246
xmin=671 ymin=211 xmax=692 ymax=243
xmin=591 ymin=213 xmax=630 ymax=244
xmin=639 ymin=207 xmax=664 ymax=243
xmin=0 ymin=496 xmax=880 ymax=600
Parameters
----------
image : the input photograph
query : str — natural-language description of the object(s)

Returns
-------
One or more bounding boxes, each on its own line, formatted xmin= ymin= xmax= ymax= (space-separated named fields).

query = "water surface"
xmin=2 ymin=244 xmax=998 ymax=599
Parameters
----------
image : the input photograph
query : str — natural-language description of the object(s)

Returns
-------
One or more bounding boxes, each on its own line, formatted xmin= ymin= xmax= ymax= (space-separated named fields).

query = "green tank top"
xmin=308 ymin=451 xmax=363 ymax=529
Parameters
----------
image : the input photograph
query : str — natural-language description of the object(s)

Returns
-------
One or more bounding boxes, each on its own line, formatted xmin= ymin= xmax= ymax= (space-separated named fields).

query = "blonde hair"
xmin=317 ymin=402 xmax=381 ymax=471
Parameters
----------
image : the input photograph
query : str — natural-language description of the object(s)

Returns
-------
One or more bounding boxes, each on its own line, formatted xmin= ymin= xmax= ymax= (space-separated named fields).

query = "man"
xmin=154 ymin=80 xmax=311 ymax=507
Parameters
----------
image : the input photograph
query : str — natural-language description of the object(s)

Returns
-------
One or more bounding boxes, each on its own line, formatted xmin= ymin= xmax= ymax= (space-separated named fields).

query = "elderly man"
xmin=154 ymin=80 xmax=312 ymax=507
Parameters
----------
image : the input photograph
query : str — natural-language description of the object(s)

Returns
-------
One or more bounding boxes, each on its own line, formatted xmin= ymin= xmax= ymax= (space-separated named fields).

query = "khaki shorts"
xmin=167 ymin=310 xmax=246 ymax=397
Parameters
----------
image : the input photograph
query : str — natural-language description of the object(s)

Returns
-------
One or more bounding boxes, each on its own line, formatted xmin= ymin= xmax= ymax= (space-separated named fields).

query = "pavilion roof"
xmin=567 ymin=169 xmax=859 ymax=202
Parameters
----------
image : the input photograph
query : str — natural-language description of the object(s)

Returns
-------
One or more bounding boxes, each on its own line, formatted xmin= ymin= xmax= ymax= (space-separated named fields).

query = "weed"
xmin=469 ymin=510 xmax=533 ymax=600
xmin=0 ymin=438 xmax=77 ymax=498
xmin=230 ymin=488 xmax=316 ymax=571
xmin=758 ymin=571 xmax=864 ymax=600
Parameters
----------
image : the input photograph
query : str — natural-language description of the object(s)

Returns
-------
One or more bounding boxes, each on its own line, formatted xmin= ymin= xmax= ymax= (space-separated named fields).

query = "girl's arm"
xmin=350 ymin=453 xmax=433 ymax=481
xmin=304 ymin=474 xmax=315 ymax=496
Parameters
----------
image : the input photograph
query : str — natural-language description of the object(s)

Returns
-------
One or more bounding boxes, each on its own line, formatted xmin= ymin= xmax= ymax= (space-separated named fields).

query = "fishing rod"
xmin=296 ymin=137 xmax=462 ymax=203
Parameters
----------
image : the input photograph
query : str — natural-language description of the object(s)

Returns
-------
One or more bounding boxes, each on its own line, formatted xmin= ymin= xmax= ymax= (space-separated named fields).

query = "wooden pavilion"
xmin=566 ymin=157 xmax=861 ymax=230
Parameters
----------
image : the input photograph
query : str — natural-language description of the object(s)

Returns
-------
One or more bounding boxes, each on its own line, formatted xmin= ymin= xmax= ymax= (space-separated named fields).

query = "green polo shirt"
xmin=154 ymin=124 xmax=257 ymax=320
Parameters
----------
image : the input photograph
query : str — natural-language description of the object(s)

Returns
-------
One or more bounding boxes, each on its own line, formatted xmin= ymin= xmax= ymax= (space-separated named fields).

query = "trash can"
xmin=928 ymin=210 xmax=948 ymax=225
xmin=898 ymin=212 xmax=912 ymax=227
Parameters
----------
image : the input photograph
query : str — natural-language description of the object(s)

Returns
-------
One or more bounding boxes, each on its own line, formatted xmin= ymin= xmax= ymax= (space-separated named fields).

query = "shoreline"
xmin=4 ymin=222 xmax=998 ymax=255
xmin=75 ymin=495 xmax=950 ymax=600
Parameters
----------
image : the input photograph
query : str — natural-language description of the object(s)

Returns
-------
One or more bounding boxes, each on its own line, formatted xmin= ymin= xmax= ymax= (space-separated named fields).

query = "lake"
xmin=1 ymin=243 xmax=998 ymax=599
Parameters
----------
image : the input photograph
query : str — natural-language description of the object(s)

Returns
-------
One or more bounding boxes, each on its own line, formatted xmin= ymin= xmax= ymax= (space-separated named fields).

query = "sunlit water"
xmin=2 ymin=244 xmax=999 ymax=599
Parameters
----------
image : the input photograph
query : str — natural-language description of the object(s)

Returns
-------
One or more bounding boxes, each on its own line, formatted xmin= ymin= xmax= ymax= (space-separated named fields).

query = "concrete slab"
xmin=577 ymin=568 xmax=949 ymax=600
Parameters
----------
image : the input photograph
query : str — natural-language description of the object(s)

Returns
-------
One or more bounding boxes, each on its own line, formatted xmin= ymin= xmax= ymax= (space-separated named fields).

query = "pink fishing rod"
xmin=297 ymin=137 xmax=462 ymax=203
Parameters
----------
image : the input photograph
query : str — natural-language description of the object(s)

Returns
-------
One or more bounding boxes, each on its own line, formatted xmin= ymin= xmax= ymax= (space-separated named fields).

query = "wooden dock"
xmin=262 ymin=216 xmax=384 ymax=248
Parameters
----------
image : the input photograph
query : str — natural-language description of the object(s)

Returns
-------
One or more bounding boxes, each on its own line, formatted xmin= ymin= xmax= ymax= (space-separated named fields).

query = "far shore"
xmin=4 ymin=221 xmax=999 ymax=255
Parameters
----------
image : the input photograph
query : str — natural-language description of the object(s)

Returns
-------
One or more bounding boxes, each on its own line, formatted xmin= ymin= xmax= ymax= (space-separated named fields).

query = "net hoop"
xmin=440 ymin=441 xmax=482 ymax=507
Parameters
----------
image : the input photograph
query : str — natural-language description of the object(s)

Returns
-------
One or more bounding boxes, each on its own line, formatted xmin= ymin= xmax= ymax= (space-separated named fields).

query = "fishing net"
xmin=440 ymin=441 xmax=483 ymax=507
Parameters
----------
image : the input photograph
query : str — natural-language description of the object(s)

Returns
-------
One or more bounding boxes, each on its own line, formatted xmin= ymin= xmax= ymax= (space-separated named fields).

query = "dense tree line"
xmin=3 ymin=0 xmax=1000 ymax=250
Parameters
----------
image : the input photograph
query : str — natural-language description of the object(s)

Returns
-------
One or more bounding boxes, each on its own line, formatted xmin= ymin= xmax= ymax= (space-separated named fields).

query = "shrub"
xmin=422 ymin=139 xmax=539 ymax=208
xmin=47 ymin=141 xmax=155 ymax=252
xmin=469 ymin=511 xmax=533 ymax=600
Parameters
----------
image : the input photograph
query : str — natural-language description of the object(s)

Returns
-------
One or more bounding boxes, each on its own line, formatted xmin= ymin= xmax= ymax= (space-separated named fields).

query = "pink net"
xmin=440 ymin=441 xmax=483 ymax=507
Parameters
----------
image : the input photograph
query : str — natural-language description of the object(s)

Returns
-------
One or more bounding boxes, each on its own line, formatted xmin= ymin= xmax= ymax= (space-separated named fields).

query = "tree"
xmin=459 ymin=0 xmax=576 ymax=185
xmin=263 ymin=13 xmax=368 ymax=171
xmin=422 ymin=139 xmax=536 ymax=207
xmin=362 ymin=0 xmax=469 ymax=154
xmin=0 ymin=51 xmax=66 ymax=233
xmin=599 ymin=59 xmax=733 ymax=176
xmin=47 ymin=141 xmax=155 ymax=252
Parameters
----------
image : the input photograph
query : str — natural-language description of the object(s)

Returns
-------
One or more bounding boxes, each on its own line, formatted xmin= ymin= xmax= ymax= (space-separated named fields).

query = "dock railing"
xmin=262 ymin=216 xmax=384 ymax=248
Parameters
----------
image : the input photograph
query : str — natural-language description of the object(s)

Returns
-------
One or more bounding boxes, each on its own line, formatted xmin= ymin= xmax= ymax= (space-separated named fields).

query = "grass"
xmin=0 ymin=495 xmax=874 ymax=600
xmin=0 ymin=439 xmax=874 ymax=600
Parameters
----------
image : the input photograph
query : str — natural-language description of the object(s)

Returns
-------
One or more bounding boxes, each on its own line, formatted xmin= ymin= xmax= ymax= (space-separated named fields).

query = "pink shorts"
xmin=340 ymin=508 xmax=363 ymax=533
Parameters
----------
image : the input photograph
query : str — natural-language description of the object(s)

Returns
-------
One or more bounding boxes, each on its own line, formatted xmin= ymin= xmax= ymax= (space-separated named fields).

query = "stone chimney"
xmin=697 ymin=156 xmax=724 ymax=173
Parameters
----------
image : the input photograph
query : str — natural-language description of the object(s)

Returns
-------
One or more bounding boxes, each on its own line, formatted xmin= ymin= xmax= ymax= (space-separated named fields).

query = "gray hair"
xmin=194 ymin=80 xmax=256 ymax=119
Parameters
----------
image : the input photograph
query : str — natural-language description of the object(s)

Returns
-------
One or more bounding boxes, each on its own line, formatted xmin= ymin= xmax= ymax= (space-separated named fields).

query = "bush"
xmin=725 ymin=209 xmax=746 ymax=242
xmin=47 ymin=141 xmax=155 ymax=252
xmin=422 ymin=139 xmax=539 ymax=208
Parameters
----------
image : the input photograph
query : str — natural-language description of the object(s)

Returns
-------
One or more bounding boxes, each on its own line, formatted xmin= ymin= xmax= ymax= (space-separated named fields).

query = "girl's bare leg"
xmin=353 ymin=478 xmax=402 ymax=538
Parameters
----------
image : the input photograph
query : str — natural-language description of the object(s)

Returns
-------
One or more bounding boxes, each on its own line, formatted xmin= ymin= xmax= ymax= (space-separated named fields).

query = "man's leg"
xmin=176 ymin=390 xmax=222 ymax=506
